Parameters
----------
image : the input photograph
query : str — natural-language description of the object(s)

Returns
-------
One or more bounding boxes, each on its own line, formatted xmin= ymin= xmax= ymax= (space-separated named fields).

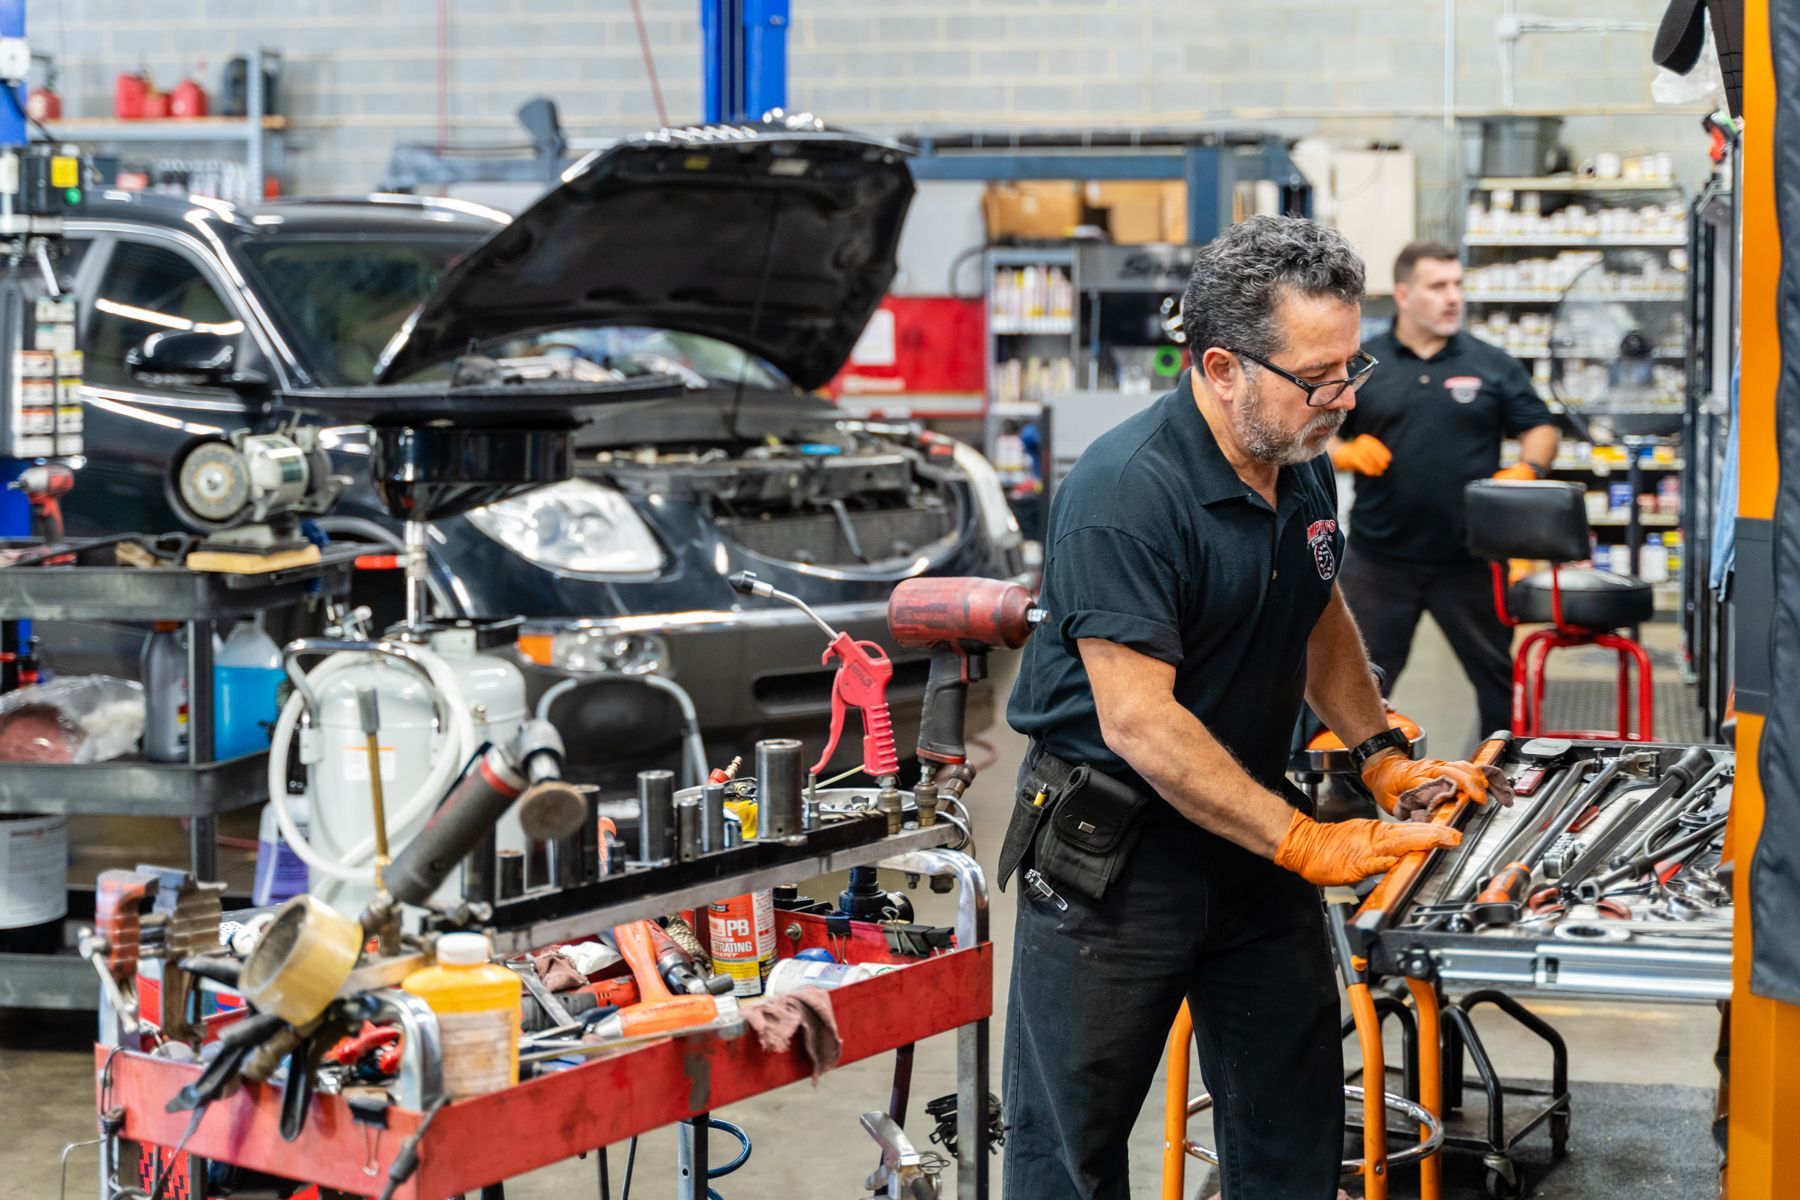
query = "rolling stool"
xmin=1291 ymin=712 xmax=1426 ymax=820
xmin=1464 ymin=480 xmax=1656 ymax=741
xmin=1160 ymin=904 xmax=1446 ymax=1200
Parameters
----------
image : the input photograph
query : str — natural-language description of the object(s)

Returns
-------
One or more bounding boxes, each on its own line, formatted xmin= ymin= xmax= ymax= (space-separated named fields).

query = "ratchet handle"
xmin=1352 ymin=734 xmax=1510 ymax=935
xmin=1472 ymin=862 xmax=1532 ymax=928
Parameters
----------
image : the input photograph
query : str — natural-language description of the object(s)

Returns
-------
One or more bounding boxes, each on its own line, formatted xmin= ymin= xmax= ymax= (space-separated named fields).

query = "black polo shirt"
xmin=1337 ymin=328 xmax=1554 ymax=566
xmin=1007 ymin=371 xmax=1344 ymax=799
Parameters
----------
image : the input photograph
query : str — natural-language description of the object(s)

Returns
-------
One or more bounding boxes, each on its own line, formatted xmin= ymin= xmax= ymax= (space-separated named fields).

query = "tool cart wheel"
xmin=1550 ymin=1108 xmax=1571 ymax=1159
xmin=1483 ymin=1159 xmax=1526 ymax=1200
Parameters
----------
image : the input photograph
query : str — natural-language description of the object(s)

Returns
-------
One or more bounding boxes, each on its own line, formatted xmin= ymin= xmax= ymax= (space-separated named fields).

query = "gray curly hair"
xmin=1181 ymin=215 xmax=1366 ymax=361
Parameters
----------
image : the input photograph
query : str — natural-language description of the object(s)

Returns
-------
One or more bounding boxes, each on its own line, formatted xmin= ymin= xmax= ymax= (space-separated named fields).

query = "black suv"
xmin=49 ymin=124 xmax=1025 ymax=783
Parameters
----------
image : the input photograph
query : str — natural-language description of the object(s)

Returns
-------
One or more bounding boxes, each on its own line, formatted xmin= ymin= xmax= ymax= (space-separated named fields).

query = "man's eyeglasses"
xmin=1228 ymin=348 xmax=1380 ymax=407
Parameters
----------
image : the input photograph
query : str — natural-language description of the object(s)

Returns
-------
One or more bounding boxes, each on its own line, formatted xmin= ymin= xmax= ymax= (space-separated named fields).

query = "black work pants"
xmin=1001 ymin=776 xmax=1343 ymax=1199
xmin=1337 ymin=544 xmax=1515 ymax=746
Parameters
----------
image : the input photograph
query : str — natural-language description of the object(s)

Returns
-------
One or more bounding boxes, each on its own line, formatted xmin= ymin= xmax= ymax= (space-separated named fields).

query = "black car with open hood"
xmin=372 ymin=122 xmax=915 ymax=390
xmin=47 ymin=118 xmax=1022 ymax=789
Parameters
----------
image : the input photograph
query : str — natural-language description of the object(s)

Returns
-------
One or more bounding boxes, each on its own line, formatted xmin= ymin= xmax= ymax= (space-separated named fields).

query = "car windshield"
xmin=239 ymin=234 xmax=787 ymax=390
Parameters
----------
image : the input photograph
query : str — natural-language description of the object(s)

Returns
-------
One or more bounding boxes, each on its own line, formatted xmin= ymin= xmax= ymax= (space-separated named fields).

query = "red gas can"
xmin=113 ymin=72 xmax=148 ymax=119
xmin=170 ymin=76 xmax=207 ymax=118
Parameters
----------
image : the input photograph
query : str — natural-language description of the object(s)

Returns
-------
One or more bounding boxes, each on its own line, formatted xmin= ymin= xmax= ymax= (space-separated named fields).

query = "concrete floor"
xmin=0 ymin=617 xmax=1721 ymax=1199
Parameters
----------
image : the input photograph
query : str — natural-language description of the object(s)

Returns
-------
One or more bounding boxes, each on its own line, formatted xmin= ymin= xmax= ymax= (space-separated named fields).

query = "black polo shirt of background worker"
xmin=1337 ymin=327 xmax=1554 ymax=566
xmin=1333 ymin=326 xmax=1554 ymax=740
xmin=1001 ymin=369 xmax=1348 ymax=1197
xmin=1009 ymin=369 xmax=1345 ymax=798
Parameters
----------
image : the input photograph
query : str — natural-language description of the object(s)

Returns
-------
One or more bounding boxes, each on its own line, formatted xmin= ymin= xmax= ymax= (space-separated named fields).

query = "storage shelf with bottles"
xmin=57 ymin=48 xmax=286 ymax=205
xmin=0 ymin=549 xmax=357 ymax=817
xmin=983 ymin=247 xmax=1078 ymax=505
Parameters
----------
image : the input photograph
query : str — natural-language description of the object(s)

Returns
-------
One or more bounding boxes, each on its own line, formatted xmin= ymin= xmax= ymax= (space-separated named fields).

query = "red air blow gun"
xmin=728 ymin=571 xmax=899 ymax=778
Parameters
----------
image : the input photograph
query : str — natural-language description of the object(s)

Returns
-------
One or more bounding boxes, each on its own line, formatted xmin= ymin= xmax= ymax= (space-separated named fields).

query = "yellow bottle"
xmin=402 ymin=932 xmax=521 ymax=1100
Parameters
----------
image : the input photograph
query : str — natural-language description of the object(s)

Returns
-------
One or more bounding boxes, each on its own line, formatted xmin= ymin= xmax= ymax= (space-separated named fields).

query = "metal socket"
xmin=676 ymin=797 xmax=701 ymax=863
xmin=755 ymin=739 xmax=805 ymax=841
xmin=637 ymin=770 xmax=677 ymax=865
xmin=701 ymin=783 xmax=727 ymax=853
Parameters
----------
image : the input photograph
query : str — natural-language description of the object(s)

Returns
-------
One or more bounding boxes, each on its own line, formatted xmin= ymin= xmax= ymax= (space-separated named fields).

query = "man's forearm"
xmin=1519 ymin=424 xmax=1559 ymax=471
xmin=1105 ymin=706 xmax=1298 ymax=858
xmin=1305 ymin=586 xmax=1391 ymax=750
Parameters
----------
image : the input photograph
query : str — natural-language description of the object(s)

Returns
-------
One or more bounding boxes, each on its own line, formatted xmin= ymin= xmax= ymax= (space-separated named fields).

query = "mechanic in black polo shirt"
xmin=999 ymin=217 xmax=1511 ymax=1200
xmin=1329 ymin=241 xmax=1561 ymax=742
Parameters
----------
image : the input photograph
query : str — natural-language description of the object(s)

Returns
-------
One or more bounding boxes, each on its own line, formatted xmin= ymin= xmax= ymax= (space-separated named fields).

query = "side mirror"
xmin=125 ymin=330 xmax=269 ymax=392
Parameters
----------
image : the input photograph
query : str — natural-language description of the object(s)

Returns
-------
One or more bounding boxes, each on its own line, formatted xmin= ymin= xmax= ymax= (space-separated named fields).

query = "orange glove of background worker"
xmin=1361 ymin=752 xmax=1516 ymax=821
xmin=1491 ymin=462 xmax=1541 ymax=481
xmin=1273 ymin=809 xmax=1461 ymax=887
xmin=1330 ymin=434 xmax=1392 ymax=476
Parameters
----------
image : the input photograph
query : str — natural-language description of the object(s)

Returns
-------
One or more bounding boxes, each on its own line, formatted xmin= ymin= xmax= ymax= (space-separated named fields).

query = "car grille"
xmin=717 ymin=506 xmax=955 ymax=566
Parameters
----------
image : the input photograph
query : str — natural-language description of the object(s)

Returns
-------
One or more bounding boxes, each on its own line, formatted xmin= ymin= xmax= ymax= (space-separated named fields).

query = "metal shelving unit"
xmin=0 ymin=549 xmax=354 ymax=1010
xmin=62 ymin=49 xmax=285 ymax=202
xmin=1466 ymin=173 xmax=1691 ymax=615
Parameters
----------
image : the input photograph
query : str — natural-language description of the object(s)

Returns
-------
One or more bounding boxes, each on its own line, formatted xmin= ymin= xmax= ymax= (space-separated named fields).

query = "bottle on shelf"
xmin=215 ymin=616 xmax=284 ymax=759
xmin=141 ymin=622 xmax=189 ymax=763
xmin=252 ymin=791 xmax=309 ymax=907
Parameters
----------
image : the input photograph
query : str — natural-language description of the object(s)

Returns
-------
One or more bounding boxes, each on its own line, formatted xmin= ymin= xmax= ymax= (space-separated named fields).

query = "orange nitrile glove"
xmin=1361 ymin=753 xmax=1516 ymax=821
xmin=1273 ymin=809 xmax=1461 ymax=887
xmin=1329 ymin=434 xmax=1393 ymax=476
xmin=1492 ymin=462 xmax=1540 ymax=481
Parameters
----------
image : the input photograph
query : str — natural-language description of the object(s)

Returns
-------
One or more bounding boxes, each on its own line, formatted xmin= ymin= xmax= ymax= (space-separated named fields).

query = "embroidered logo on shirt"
xmin=1444 ymin=375 xmax=1482 ymax=404
xmin=1307 ymin=518 xmax=1339 ymax=581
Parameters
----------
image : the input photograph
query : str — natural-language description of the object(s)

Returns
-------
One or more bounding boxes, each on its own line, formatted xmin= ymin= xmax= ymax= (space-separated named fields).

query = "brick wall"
xmin=34 ymin=0 xmax=1707 ymax=237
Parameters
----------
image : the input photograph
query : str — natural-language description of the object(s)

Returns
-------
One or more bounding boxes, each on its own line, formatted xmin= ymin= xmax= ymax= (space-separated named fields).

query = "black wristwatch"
xmin=1348 ymin=726 xmax=1413 ymax=773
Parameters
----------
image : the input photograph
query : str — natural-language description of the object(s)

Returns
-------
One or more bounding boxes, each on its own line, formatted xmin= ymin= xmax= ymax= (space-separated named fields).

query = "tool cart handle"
xmin=1351 ymin=734 xmax=1510 ymax=936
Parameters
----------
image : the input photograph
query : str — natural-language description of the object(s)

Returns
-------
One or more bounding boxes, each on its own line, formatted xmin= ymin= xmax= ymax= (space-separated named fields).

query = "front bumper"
xmin=516 ymin=596 xmax=1014 ymax=782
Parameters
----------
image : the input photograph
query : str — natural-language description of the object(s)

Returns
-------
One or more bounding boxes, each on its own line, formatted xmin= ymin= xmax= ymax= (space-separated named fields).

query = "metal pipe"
xmin=280 ymin=636 xmax=435 ymax=720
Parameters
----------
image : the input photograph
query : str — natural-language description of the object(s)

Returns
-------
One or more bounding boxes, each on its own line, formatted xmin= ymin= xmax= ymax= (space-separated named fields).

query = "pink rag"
xmin=743 ymin=987 xmax=842 ymax=1080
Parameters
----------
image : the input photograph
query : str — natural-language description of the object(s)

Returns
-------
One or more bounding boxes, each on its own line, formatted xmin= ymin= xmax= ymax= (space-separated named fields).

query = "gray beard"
xmin=1236 ymin=377 xmax=1346 ymax=466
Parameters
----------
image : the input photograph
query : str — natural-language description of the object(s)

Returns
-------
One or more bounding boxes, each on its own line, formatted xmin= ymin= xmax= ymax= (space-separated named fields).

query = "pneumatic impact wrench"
xmin=886 ymin=576 xmax=1046 ymax=812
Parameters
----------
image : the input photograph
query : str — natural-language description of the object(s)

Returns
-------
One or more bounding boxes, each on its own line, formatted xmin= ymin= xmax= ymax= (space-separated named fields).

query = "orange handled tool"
xmin=611 ymin=920 xmax=677 ymax=1004
xmin=1351 ymin=735 xmax=1510 ymax=936
xmin=594 ymin=994 xmax=726 ymax=1040
xmin=1471 ymin=862 xmax=1535 ymax=928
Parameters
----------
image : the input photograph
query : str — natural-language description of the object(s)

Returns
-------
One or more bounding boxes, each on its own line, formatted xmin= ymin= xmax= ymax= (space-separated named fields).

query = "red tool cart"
xmin=95 ymin=825 xmax=994 ymax=1200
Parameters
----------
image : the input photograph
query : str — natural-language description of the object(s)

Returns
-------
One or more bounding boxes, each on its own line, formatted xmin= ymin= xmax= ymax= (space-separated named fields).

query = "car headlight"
xmin=950 ymin=438 xmax=1021 ymax=548
xmin=465 ymin=479 xmax=665 ymax=578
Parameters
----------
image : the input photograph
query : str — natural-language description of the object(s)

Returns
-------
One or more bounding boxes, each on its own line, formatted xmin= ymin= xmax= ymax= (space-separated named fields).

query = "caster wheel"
xmin=1484 ymin=1163 xmax=1526 ymax=1200
xmin=1550 ymin=1109 xmax=1571 ymax=1159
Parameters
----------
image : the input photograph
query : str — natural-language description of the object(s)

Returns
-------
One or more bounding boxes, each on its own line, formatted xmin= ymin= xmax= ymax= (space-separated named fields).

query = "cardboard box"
xmin=1161 ymin=181 xmax=1187 ymax=244
xmin=1084 ymin=181 xmax=1189 ymax=244
xmin=982 ymin=182 xmax=1083 ymax=240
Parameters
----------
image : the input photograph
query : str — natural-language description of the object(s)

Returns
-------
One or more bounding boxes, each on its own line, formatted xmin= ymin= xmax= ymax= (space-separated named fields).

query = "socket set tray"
xmin=1370 ymin=738 xmax=1733 ymax=1002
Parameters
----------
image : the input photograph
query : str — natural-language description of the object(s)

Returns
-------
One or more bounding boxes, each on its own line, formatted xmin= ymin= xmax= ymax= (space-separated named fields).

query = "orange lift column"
xmin=1728 ymin=1 xmax=1800 ymax=1194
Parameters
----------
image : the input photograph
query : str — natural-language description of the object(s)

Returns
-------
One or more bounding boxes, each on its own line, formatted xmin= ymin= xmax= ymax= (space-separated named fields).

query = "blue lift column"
xmin=700 ymin=0 xmax=789 ymax=123
xmin=0 ymin=0 xmax=34 ymax=689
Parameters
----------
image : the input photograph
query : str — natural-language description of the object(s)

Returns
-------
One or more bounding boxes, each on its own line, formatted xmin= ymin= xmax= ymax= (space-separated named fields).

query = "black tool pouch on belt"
xmin=997 ymin=748 xmax=1150 ymax=902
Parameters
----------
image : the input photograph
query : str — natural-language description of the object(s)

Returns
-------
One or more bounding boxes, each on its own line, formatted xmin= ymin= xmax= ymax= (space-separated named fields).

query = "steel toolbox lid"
xmin=371 ymin=118 xmax=916 ymax=391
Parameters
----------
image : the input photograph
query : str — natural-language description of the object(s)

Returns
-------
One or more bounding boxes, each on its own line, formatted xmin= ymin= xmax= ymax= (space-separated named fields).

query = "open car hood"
xmin=373 ymin=119 xmax=915 ymax=390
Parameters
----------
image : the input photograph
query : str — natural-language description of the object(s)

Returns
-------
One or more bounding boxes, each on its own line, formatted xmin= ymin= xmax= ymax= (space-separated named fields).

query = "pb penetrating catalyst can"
xmin=707 ymin=890 xmax=775 ymax=997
